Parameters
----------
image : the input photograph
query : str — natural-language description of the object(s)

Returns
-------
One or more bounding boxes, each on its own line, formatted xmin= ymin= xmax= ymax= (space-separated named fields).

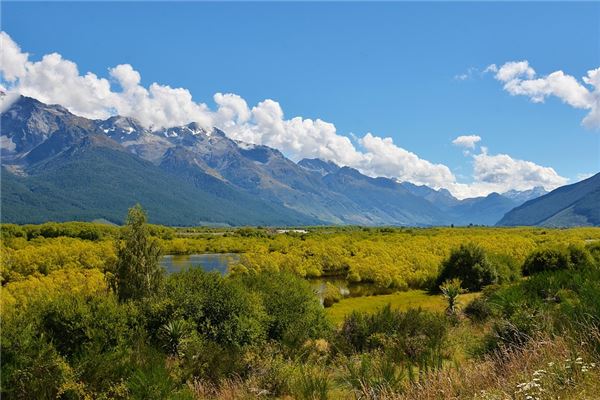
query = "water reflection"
xmin=160 ymin=253 xmax=240 ymax=275
xmin=160 ymin=254 xmax=391 ymax=302
xmin=309 ymin=277 xmax=394 ymax=301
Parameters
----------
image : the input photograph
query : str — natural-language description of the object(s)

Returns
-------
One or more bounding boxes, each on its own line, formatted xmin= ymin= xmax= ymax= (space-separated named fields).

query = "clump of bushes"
xmin=435 ymin=243 xmax=517 ymax=292
xmin=337 ymin=305 xmax=448 ymax=363
xmin=522 ymin=245 xmax=594 ymax=276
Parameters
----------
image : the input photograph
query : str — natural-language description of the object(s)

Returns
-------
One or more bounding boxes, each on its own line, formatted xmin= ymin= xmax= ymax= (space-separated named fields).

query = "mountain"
xmin=0 ymin=97 xmax=320 ymax=226
xmin=401 ymin=182 xmax=460 ymax=211
xmin=501 ymin=187 xmax=548 ymax=204
xmin=0 ymin=95 xmax=568 ymax=226
xmin=447 ymin=192 xmax=522 ymax=226
xmin=400 ymin=182 xmax=547 ymax=226
xmin=1 ymin=134 xmax=316 ymax=226
xmin=322 ymin=167 xmax=449 ymax=225
xmin=298 ymin=158 xmax=340 ymax=176
xmin=498 ymin=173 xmax=600 ymax=227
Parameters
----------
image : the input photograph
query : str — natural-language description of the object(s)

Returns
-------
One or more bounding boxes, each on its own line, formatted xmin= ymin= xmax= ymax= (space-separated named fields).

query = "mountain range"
xmin=497 ymin=173 xmax=600 ymax=227
xmin=1 ymin=95 xmax=595 ymax=227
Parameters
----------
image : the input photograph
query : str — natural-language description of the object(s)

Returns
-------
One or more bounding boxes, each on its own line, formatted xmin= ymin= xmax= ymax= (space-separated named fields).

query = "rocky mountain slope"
xmin=1 ymin=96 xmax=555 ymax=226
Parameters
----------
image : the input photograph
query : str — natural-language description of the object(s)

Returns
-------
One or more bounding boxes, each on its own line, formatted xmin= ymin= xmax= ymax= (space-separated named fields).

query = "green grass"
xmin=325 ymin=290 xmax=480 ymax=325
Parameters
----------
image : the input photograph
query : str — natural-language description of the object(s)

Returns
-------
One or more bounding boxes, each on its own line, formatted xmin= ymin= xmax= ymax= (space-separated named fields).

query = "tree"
xmin=439 ymin=278 xmax=464 ymax=315
xmin=113 ymin=204 xmax=163 ymax=301
xmin=435 ymin=243 xmax=498 ymax=292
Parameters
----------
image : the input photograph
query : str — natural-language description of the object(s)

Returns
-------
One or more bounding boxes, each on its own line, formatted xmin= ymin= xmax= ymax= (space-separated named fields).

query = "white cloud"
xmin=0 ymin=31 xmax=572 ymax=198
xmin=454 ymin=67 xmax=480 ymax=81
xmin=576 ymin=172 xmax=594 ymax=182
xmin=491 ymin=60 xmax=600 ymax=129
xmin=0 ymin=32 xmax=28 ymax=82
xmin=452 ymin=135 xmax=481 ymax=149
xmin=448 ymin=144 xmax=568 ymax=199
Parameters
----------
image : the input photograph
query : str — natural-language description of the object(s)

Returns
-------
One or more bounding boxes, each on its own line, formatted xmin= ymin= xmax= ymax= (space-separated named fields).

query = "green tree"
xmin=435 ymin=243 xmax=498 ymax=292
xmin=439 ymin=278 xmax=465 ymax=315
xmin=113 ymin=204 xmax=163 ymax=301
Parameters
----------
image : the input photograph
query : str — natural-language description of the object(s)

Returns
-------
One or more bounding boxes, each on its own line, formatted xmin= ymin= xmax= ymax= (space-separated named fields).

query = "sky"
xmin=1 ymin=1 xmax=599 ymax=198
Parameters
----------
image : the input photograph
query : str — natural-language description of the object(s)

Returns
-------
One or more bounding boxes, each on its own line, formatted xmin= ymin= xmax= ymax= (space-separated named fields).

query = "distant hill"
xmin=497 ymin=173 xmax=600 ymax=227
xmin=401 ymin=182 xmax=547 ymax=226
xmin=0 ymin=95 xmax=559 ymax=226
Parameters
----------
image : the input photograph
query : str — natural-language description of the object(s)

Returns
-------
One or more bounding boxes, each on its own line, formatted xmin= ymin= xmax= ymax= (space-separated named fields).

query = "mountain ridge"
xmin=0 ymin=95 xmax=561 ymax=226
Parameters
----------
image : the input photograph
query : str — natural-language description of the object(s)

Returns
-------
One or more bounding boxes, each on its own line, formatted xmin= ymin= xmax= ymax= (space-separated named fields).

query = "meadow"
xmin=2 ymin=215 xmax=600 ymax=399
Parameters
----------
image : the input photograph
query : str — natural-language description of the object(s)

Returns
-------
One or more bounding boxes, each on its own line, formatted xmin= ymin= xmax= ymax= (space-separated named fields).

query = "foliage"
xmin=237 ymin=271 xmax=331 ymax=347
xmin=464 ymin=296 xmax=493 ymax=322
xmin=112 ymin=204 xmax=163 ymax=301
xmin=343 ymin=352 xmax=406 ymax=399
xmin=439 ymin=278 xmax=465 ymax=315
xmin=1 ymin=237 xmax=116 ymax=284
xmin=322 ymin=282 xmax=343 ymax=307
xmin=435 ymin=243 xmax=505 ymax=292
xmin=2 ymin=223 xmax=600 ymax=398
xmin=292 ymin=366 xmax=330 ymax=400
xmin=338 ymin=305 xmax=448 ymax=365
xmin=522 ymin=245 xmax=594 ymax=276
xmin=480 ymin=266 xmax=600 ymax=352
xmin=166 ymin=269 xmax=267 ymax=348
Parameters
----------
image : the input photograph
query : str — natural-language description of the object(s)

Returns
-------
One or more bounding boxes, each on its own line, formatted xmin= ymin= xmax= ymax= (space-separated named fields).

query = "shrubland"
xmin=1 ymin=215 xmax=600 ymax=399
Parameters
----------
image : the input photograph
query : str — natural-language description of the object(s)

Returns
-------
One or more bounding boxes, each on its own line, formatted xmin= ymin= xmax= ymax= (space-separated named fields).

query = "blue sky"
xmin=1 ymin=1 xmax=599 ymax=197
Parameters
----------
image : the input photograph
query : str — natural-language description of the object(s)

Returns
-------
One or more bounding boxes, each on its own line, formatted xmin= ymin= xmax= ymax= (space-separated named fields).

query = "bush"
xmin=342 ymin=352 xmax=405 ymax=398
xmin=464 ymin=296 xmax=492 ymax=322
xmin=238 ymin=272 xmax=331 ymax=347
xmin=1 ymin=292 xmax=138 ymax=399
xmin=522 ymin=247 xmax=571 ymax=275
xmin=435 ymin=243 xmax=500 ymax=292
xmin=166 ymin=269 xmax=267 ymax=348
xmin=522 ymin=245 xmax=593 ymax=276
xmin=292 ymin=366 xmax=330 ymax=400
xmin=338 ymin=305 xmax=448 ymax=365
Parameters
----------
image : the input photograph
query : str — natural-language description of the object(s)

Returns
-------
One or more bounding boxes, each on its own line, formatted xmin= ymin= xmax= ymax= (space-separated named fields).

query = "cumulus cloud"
xmin=452 ymin=135 xmax=481 ymax=149
xmin=448 ymin=142 xmax=568 ymax=199
xmin=0 ymin=32 xmax=28 ymax=82
xmin=491 ymin=60 xmax=600 ymax=129
xmin=0 ymin=31 xmax=571 ymax=198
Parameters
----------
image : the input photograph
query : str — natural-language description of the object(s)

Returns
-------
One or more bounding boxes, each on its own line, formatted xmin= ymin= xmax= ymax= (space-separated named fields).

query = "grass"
xmin=325 ymin=289 xmax=480 ymax=325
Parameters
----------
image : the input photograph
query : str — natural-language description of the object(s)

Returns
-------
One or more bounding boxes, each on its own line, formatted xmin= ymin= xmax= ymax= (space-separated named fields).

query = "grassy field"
xmin=326 ymin=289 xmax=481 ymax=324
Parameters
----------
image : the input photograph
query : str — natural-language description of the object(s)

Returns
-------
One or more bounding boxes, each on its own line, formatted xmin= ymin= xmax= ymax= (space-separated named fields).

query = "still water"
xmin=160 ymin=253 xmax=240 ymax=275
xmin=160 ymin=253 xmax=391 ymax=300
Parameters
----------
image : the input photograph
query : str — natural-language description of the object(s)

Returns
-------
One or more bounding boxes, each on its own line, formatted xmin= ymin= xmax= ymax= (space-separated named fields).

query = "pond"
xmin=308 ymin=277 xmax=394 ymax=300
xmin=160 ymin=254 xmax=393 ymax=302
xmin=160 ymin=253 xmax=241 ymax=275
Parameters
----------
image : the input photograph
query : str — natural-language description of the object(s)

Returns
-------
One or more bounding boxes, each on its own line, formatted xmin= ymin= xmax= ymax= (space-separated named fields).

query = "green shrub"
xmin=464 ymin=296 xmax=492 ymax=322
xmin=238 ymin=272 xmax=331 ymax=347
xmin=435 ymin=243 xmax=500 ymax=291
xmin=522 ymin=246 xmax=571 ymax=275
xmin=342 ymin=352 xmax=405 ymax=398
xmin=166 ymin=269 xmax=267 ymax=348
xmin=128 ymin=361 xmax=178 ymax=400
xmin=338 ymin=305 xmax=447 ymax=365
xmin=439 ymin=278 xmax=465 ymax=315
xmin=586 ymin=241 xmax=600 ymax=266
xmin=292 ymin=366 xmax=330 ymax=400
xmin=0 ymin=320 xmax=80 ymax=400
